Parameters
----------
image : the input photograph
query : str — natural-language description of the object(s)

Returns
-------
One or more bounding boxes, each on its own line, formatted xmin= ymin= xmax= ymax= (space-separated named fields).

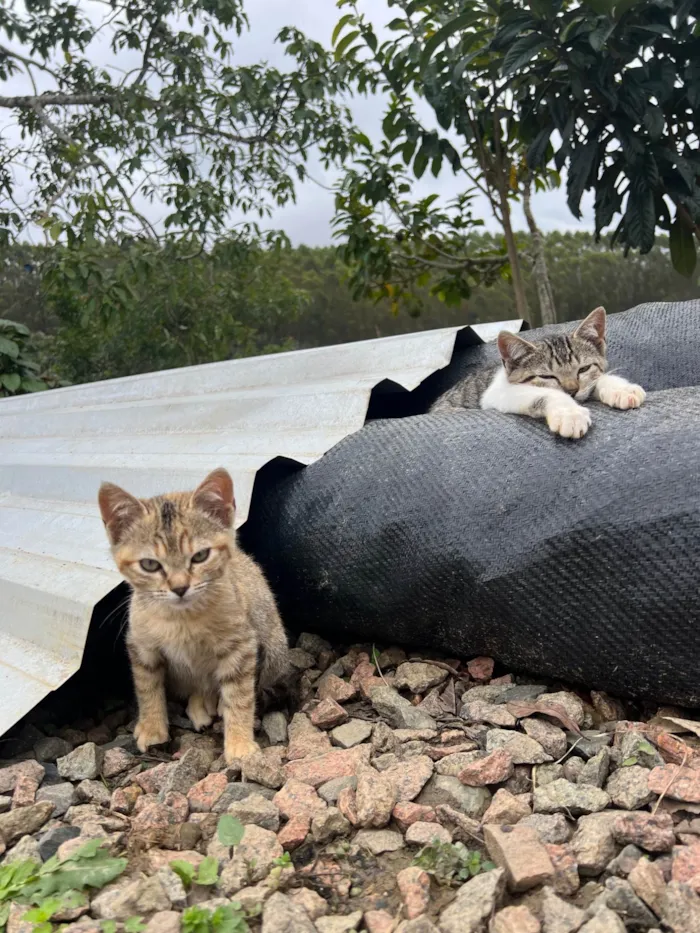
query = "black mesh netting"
xmin=242 ymin=301 xmax=700 ymax=705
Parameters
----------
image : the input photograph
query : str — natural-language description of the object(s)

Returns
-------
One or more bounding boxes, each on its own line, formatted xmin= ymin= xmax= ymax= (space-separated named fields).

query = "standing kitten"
xmin=98 ymin=468 xmax=289 ymax=763
xmin=431 ymin=307 xmax=646 ymax=439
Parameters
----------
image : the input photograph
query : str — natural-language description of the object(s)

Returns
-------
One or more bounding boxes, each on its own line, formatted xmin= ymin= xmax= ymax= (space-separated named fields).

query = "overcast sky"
xmin=3 ymin=0 xmax=595 ymax=247
xmin=235 ymin=0 xmax=595 ymax=246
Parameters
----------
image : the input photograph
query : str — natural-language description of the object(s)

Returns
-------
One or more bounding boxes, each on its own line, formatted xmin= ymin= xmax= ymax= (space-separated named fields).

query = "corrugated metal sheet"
xmin=0 ymin=321 xmax=520 ymax=734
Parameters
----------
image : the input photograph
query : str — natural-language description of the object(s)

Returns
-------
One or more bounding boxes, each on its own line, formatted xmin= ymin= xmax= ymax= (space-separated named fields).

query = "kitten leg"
xmin=187 ymin=694 xmax=214 ymax=732
xmin=481 ymin=370 xmax=591 ymax=439
xmin=129 ymin=645 xmax=169 ymax=752
xmin=217 ymin=642 xmax=259 ymax=763
xmin=594 ymin=373 xmax=646 ymax=410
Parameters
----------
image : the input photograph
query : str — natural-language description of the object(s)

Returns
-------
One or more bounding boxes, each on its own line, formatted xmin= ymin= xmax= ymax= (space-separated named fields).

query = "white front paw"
xmin=598 ymin=382 xmax=646 ymax=410
xmin=546 ymin=403 xmax=591 ymax=439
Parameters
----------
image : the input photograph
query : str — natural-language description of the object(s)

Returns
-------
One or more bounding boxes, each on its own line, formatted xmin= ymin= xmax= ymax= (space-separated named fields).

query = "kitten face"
xmin=99 ymin=469 xmax=235 ymax=611
xmin=497 ymin=307 xmax=608 ymax=401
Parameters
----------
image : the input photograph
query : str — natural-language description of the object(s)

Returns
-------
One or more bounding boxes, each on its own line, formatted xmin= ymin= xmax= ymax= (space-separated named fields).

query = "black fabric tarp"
xmin=241 ymin=302 xmax=700 ymax=705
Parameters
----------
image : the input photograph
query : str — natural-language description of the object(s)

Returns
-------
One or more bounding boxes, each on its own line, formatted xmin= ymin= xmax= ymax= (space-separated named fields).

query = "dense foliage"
xmin=495 ymin=0 xmax=700 ymax=271
xmin=0 ymin=0 xmax=350 ymax=246
xmin=0 ymin=317 xmax=59 ymax=397
xmin=0 ymin=233 xmax=695 ymax=388
xmin=37 ymin=239 xmax=307 ymax=384
xmin=331 ymin=0 xmax=700 ymax=320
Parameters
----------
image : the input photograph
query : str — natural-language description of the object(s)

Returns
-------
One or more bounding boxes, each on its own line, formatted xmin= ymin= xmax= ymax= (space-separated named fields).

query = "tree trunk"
xmin=496 ymin=182 xmax=530 ymax=324
xmin=522 ymin=176 xmax=557 ymax=326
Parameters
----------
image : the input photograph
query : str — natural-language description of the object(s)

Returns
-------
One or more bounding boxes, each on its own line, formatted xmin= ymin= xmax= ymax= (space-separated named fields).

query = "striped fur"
xmin=431 ymin=307 xmax=645 ymax=439
xmin=99 ymin=468 xmax=290 ymax=763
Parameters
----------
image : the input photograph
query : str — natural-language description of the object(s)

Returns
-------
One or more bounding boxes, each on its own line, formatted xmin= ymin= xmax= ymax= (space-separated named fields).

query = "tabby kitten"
xmin=431 ymin=307 xmax=646 ymax=439
xmin=98 ymin=468 xmax=289 ymax=763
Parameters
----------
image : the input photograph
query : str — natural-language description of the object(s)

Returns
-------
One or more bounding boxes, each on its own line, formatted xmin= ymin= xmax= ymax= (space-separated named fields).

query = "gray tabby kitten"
xmin=431 ymin=307 xmax=645 ymax=439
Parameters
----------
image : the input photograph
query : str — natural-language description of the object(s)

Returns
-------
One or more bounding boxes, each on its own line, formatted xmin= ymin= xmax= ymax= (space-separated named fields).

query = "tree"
xmin=0 ymin=0 xmax=350 ymax=248
xmin=331 ymin=0 xmax=560 ymax=324
xmin=38 ymin=237 xmax=307 ymax=384
xmin=493 ymin=0 xmax=700 ymax=277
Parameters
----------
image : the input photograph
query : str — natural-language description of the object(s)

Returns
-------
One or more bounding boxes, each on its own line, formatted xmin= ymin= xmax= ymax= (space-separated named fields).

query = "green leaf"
xmin=21 ymin=898 xmax=63 ymax=923
xmin=217 ymin=815 xmax=245 ymax=847
xmin=625 ymin=185 xmax=656 ymax=253
xmin=0 ymin=904 xmax=10 ymax=931
xmin=526 ymin=127 xmax=553 ymax=170
xmin=331 ymin=14 xmax=355 ymax=46
xmin=63 ymin=840 xmax=104 ymax=862
xmin=169 ymin=861 xmax=197 ymax=888
xmin=567 ymin=140 xmax=598 ymax=217
xmin=492 ymin=14 xmax=539 ymax=50
xmin=125 ymin=917 xmax=146 ymax=933
xmin=27 ymin=855 xmax=127 ymax=899
xmin=211 ymin=905 xmax=247 ymax=933
xmin=622 ymin=756 xmax=638 ymax=767
xmin=559 ymin=15 xmax=585 ymax=42
xmin=501 ymin=34 xmax=548 ymax=76
xmin=334 ymin=30 xmax=360 ymax=61
xmin=413 ymin=147 xmax=429 ymax=180
xmin=670 ymin=218 xmax=697 ymax=278
xmin=643 ymin=106 xmax=664 ymax=142
xmin=20 ymin=377 xmax=48 ymax=393
xmin=196 ymin=857 xmax=220 ymax=886
xmin=0 ymin=319 xmax=31 ymax=336
xmin=1 ymin=373 xmax=21 ymax=393
xmin=420 ymin=11 xmax=482 ymax=72
xmin=589 ymin=21 xmax=615 ymax=51
xmin=101 ymin=922 xmax=117 ymax=933
xmin=0 ymin=336 xmax=19 ymax=359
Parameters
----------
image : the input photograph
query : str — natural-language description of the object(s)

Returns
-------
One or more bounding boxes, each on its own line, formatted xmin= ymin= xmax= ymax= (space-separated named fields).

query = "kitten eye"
xmin=537 ymin=374 xmax=560 ymax=382
xmin=578 ymin=364 xmax=594 ymax=374
xmin=139 ymin=558 xmax=161 ymax=573
xmin=191 ymin=548 xmax=211 ymax=564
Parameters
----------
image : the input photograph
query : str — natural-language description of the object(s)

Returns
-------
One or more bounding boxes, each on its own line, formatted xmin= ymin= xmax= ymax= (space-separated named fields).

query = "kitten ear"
xmin=192 ymin=468 xmax=235 ymax=528
xmin=574 ymin=307 xmax=606 ymax=348
xmin=497 ymin=331 xmax=537 ymax=372
xmin=98 ymin=482 xmax=145 ymax=545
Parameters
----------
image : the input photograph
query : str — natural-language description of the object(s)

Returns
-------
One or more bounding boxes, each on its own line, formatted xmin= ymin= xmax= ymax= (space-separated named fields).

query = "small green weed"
xmin=0 ymin=840 xmax=127 ymax=933
xmin=412 ymin=840 xmax=495 ymax=886
xmin=217 ymin=815 xmax=245 ymax=847
xmin=170 ymin=856 xmax=220 ymax=889
xmin=622 ymin=740 xmax=657 ymax=767
xmin=124 ymin=918 xmax=146 ymax=933
xmin=182 ymin=903 xmax=249 ymax=933
xmin=271 ymin=853 xmax=292 ymax=870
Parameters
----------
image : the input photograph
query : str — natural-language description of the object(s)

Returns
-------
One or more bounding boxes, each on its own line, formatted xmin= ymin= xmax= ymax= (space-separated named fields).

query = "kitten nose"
xmin=171 ymin=585 xmax=189 ymax=598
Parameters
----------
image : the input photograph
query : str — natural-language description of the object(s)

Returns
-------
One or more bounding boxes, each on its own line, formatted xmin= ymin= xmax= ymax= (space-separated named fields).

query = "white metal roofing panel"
xmin=0 ymin=321 xmax=521 ymax=735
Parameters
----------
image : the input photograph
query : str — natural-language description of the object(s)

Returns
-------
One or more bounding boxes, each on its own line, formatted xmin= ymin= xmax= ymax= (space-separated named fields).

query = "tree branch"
xmin=0 ymin=92 xmax=113 ymax=108
xmin=31 ymin=102 xmax=159 ymax=240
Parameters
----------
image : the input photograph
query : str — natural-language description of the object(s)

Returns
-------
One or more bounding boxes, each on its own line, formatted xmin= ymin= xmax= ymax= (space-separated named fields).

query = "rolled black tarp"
xmin=242 ymin=302 xmax=700 ymax=705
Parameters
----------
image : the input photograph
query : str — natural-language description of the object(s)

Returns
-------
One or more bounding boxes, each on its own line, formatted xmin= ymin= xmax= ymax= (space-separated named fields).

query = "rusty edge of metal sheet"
xmin=0 ymin=320 xmax=522 ymax=735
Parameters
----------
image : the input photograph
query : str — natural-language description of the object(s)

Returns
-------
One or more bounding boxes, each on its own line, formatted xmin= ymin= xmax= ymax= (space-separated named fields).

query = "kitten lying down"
xmin=99 ymin=468 xmax=289 ymax=764
xmin=431 ymin=307 xmax=646 ymax=439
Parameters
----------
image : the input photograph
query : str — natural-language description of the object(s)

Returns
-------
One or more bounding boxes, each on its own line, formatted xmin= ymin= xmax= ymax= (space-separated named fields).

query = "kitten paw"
xmin=187 ymin=695 xmax=214 ymax=732
xmin=134 ymin=719 xmax=169 ymax=752
xmin=225 ymin=736 xmax=259 ymax=764
xmin=546 ymin=403 xmax=591 ymax=439
xmin=598 ymin=382 xmax=646 ymax=410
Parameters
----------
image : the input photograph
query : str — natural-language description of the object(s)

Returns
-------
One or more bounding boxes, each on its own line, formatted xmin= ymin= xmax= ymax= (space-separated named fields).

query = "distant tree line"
xmin=0 ymin=231 xmax=696 ymax=391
